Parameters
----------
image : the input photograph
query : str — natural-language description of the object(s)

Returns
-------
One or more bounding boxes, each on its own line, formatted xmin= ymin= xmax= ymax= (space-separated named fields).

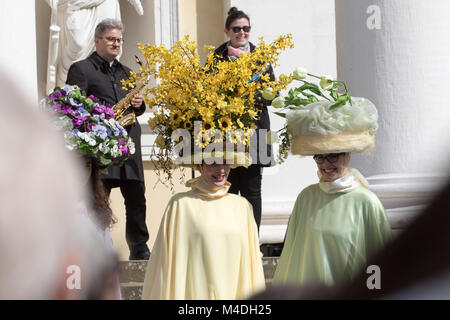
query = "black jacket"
xmin=66 ymin=52 xmax=145 ymax=181
xmin=214 ymin=42 xmax=275 ymax=166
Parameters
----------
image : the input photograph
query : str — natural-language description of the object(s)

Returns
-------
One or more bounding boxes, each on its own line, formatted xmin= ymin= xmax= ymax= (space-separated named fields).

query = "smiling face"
xmin=225 ymin=17 xmax=251 ymax=48
xmin=314 ymin=153 xmax=348 ymax=182
xmin=94 ymin=28 xmax=122 ymax=63
xmin=201 ymin=162 xmax=231 ymax=188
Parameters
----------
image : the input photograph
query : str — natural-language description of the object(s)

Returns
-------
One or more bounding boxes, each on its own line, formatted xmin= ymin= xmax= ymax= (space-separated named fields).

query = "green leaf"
xmin=299 ymin=92 xmax=319 ymax=102
xmin=332 ymin=82 xmax=343 ymax=89
xmin=329 ymin=100 xmax=346 ymax=110
xmin=329 ymin=94 xmax=350 ymax=110
xmin=100 ymin=155 xmax=111 ymax=165
xmin=286 ymin=95 xmax=311 ymax=106
xmin=273 ymin=112 xmax=287 ymax=118
xmin=294 ymin=83 xmax=320 ymax=97
xmin=330 ymin=89 xmax=338 ymax=100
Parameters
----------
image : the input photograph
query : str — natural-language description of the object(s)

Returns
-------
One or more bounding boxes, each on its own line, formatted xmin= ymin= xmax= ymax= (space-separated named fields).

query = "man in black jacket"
xmin=66 ymin=18 xmax=150 ymax=260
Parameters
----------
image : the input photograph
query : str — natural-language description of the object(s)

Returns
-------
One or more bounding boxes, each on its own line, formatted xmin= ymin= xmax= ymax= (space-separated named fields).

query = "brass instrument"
xmin=113 ymin=56 xmax=150 ymax=127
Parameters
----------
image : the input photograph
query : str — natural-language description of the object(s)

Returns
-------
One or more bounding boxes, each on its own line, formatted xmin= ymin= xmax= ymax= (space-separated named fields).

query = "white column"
xmin=0 ymin=0 xmax=38 ymax=105
xmin=153 ymin=0 xmax=180 ymax=47
xmin=120 ymin=0 xmax=180 ymax=158
xmin=335 ymin=0 xmax=450 ymax=232
xmin=130 ymin=0 xmax=180 ymax=158
xmin=225 ymin=0 xmax=337 ymax=244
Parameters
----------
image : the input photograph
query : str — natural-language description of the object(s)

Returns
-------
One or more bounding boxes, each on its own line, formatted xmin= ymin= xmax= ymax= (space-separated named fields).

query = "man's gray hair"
xmin=95 ymin=18 xmax=124 ymax=38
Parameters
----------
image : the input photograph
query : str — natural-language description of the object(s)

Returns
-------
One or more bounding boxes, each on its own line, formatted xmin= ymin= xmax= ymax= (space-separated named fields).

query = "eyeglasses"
xmin=313 ymin=153 xmax=345 ymax=164
xmin=231 ymin=26 xmax=251 ymax=33
xmin=103 ymin=37 xmax=124 ymax=44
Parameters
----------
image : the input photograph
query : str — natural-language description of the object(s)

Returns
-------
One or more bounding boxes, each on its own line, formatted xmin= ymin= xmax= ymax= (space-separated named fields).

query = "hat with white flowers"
xmin=267 ymin=68 xmax=378 ymax=161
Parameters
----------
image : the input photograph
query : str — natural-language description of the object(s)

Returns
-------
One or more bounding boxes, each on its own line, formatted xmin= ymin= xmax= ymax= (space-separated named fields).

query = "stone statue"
xmin=46 ymin=0 xmax=143 ymax=93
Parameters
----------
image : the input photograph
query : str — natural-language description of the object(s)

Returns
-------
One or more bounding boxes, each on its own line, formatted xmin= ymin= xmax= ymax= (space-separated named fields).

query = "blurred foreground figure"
xmin=0 ymin=72 xmax=119 ymax=299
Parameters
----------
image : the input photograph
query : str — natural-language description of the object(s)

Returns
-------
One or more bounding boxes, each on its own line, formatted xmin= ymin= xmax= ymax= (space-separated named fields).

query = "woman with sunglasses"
xmin=272 ymin=94 xmax=391 ymax=287
xmin=214 ymin=7 xmax=276 ymax=234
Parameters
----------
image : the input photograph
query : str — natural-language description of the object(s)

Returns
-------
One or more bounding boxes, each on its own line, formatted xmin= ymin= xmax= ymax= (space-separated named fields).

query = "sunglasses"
xmin=313 ymin=153 xmax=345 ymax=164
xmin=231 ymin=26 xmax=251 ymax=33
xmin=103 ymin=37 xmax=124 ymax=44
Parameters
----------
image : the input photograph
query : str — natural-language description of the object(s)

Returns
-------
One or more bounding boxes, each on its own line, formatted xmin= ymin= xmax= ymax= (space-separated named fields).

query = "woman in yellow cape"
xmin=142 ymin=152 xmax=265 ymax=300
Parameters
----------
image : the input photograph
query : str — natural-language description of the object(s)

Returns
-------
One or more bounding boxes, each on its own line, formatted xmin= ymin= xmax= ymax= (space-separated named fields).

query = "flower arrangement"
xmin=122 ymin=35 xmax=293 ymax=185
xmin=42 ymin=85 xmax=135 ymax=167
xmin=266 ymin=68 xmax=378 ymax=162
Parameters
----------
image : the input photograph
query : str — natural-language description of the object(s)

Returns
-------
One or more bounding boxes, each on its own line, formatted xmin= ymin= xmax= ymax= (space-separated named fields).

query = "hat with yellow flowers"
xmin=173 ymin=138 xmax=253 ymax=169
xmin=124 ymin=35 xmax=293 ymax=179
xmin=267 ymin=68 xmax=378 ymax=161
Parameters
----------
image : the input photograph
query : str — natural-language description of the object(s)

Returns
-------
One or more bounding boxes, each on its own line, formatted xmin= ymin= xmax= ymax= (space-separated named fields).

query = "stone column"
xmin=0 ymin=0 xmax=38 ymax=104
xmin=225 ymin=0 xmax=338 ymax=245
xmin=335 ymin=0 xmax=450 ymax=234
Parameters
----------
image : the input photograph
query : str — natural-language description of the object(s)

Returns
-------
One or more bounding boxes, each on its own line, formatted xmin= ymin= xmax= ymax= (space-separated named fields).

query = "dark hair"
xmin=225 ymin=7 xmax=250 ymax=30
xmin=89 ymin=159 xmax=116 ymax=229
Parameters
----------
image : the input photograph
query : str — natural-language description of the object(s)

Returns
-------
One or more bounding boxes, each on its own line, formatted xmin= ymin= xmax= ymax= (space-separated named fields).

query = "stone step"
xmin=119 ymin=257 xmax=280 ymax=300
xmin=120 ymin=282 xmax=143 ymax=300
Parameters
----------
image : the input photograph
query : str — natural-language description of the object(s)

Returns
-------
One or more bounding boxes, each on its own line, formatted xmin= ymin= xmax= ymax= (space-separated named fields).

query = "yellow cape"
xmin=142 ymin=177 xmax=265 ymax=299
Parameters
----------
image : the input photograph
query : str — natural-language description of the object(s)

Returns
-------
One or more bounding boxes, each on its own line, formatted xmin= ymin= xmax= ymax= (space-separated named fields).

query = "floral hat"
xmin=266 ymin=68 xmax=378 ymax=162
xmin=123 ymin=35 xmax=293 ymax=183
xmin=41 ymin=85 xmax=135 ymax=167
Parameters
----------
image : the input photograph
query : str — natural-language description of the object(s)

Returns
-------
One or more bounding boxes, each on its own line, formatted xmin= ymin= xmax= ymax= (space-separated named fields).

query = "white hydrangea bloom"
xmin=287 ymin=97 xmax=378 ymax=136
xmin=111 ymin=145 xmax=121 ymax=158
xmin=128 ymin=139 xmax=136 ymax=154
xmin=99 ymin=143 xmax=110 ymax=154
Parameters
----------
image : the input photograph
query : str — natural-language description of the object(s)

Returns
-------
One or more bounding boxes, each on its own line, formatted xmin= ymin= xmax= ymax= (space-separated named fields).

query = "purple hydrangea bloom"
xmin=118 ymin=138 xmax=129 ymax=155
xmin=72 ymin=116 xmax=86 ymax=128
xmin=86 ymin=122 xmax=96 ymax=132
xmin=66 ymin=108 xmax=77 ymax=116
xmin=93 ymin=125 xmax=108 ymax=140
xmin=77 ymin=107 xmax=90 ymax=117
xmin=51 ymin=104 xmax=62 ymax=113
xmin=49 ymin=91 xmax=62 ymax=101
xmin=58 ymin=104 xmax=72 ymax=115
xmin=104 ymin=106 xmax=116 ymax=119
xmin=93 ymin=105 xmax=105 ymax=114
xmin=68 ymin=97 xmax=83 ymax=107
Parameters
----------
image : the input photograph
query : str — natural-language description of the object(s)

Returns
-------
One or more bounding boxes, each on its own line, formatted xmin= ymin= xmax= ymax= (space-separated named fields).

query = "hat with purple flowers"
xmin=41 ymin=85 xmax=135 ymax=167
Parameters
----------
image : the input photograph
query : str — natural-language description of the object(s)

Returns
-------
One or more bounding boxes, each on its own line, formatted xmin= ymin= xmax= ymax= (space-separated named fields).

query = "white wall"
xmin=335 ymin=0 xmax=450 ymax=231
xmin=226 ymin=0 xmax=337 ymax=243
xmin=120 ymin=0 xmax=156 ymax=70
xmin=0 ymin=0 xmax=38 ymax=104
xmin=336 ymin=0 xmax=450 ymax=177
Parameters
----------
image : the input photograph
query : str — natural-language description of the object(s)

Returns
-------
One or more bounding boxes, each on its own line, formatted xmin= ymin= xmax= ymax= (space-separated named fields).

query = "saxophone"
xmin=113 ymin=56 xmax=150 ymax=127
